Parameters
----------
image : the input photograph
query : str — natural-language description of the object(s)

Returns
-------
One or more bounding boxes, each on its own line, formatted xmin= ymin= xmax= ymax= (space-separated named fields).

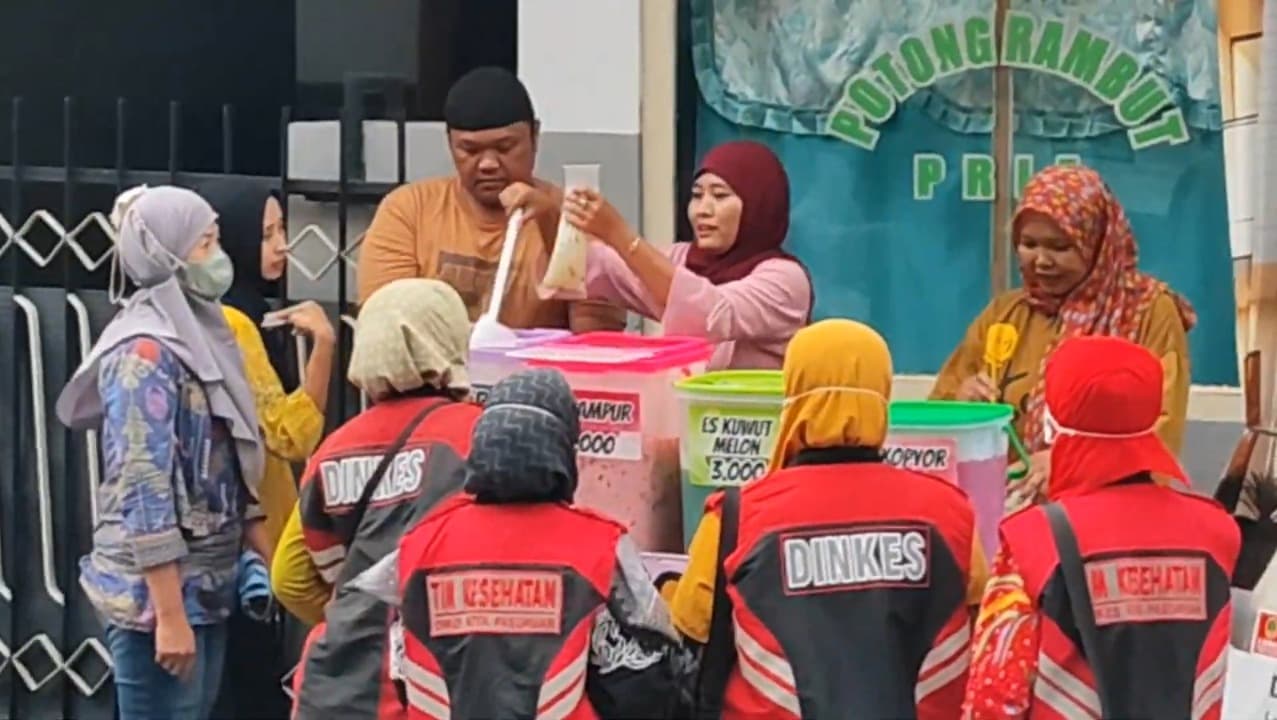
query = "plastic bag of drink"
xmin=538 ymin=164 xmax=600 ymax=300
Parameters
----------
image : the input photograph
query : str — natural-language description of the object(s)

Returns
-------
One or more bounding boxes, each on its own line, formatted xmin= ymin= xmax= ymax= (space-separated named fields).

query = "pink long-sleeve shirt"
xmin=585 ymin=242 xmax=811 ymax=370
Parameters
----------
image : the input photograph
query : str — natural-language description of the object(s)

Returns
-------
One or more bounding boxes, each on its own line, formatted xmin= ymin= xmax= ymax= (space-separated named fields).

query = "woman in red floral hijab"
xmin=931 ymin=164 xmax=1195 ymax=509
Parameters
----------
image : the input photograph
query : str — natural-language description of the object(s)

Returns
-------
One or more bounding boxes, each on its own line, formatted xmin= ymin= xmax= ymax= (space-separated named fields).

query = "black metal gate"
xmin=0 ymin=84 xmax=407 ymax=718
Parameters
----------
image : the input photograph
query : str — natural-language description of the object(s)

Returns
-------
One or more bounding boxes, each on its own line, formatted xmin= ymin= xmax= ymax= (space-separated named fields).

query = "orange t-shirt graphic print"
xmin=434 ymin=250 xmax=499 ymax=319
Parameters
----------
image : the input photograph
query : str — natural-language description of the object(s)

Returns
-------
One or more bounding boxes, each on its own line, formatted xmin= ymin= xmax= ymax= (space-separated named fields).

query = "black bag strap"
xmin=1044 ymin=502 xmax=1112 ymax=717
xmin=348 ymin=398 xmax=449 ymax=539
xmin=331 ymin=398 xmax=449 ymax=714
xmin=696 ymin=486 xmax=741 ymax=719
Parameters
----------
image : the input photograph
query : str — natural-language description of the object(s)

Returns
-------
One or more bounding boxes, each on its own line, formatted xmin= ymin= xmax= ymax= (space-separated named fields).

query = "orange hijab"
xmin=769 ymin=319 xmax=892 ymax=471
xmin=1016 ymin=165 xmax=1196 ymax=450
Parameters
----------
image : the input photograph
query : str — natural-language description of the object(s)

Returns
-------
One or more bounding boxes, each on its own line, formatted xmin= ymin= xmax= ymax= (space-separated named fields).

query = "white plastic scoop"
xmin=470 ymin=208 xmax=524 ymax=349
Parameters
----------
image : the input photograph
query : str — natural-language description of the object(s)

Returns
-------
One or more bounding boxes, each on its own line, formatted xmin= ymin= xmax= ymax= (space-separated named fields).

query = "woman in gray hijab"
xmin=394 ymin=369 xmax=693 ymax=719
xmin=55 ymin=186 xmax=266 ymax=720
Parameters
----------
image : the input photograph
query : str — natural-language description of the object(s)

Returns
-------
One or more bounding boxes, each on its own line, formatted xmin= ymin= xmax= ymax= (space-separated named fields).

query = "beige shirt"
xmin=930 ymin=289 xmax=1190 ymax=455
xmin=356 ymin=177 xmax=625 ymax=332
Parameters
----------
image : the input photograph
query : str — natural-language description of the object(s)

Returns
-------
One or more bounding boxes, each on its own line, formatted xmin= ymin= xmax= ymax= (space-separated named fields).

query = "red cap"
xmin=1044 ymin=336 xmax=1186 ymax=499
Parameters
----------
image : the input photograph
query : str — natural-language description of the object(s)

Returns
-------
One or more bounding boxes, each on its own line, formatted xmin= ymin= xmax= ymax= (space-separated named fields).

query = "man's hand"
xmin=499 ymin=182 xmax=558 ymax=228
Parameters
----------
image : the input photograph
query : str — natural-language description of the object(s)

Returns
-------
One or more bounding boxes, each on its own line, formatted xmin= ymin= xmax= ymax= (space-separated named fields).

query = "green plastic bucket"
xmin=674 ymin=371 xmax=784 ymax=547
xmin=886 ymin=401 xmax=1019 ymax=554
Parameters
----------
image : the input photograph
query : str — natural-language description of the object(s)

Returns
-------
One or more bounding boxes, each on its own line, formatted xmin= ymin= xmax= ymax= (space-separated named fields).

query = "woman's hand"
xmin=955 ymin=372 xmax=998 ymax=402
xmin=154 ymin=613 xmax=197 ymax=679
xmin=1005 ymin=450 xmax=1051 ymax=513
xmin=281 ymin=301 xmax=335 ymax=346
xmin=563 ymin=188 xmax=634 ymax=249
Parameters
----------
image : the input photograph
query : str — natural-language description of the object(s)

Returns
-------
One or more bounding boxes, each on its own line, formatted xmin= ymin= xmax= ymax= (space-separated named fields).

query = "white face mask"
xmin=1043 ymin=402 xmax=1157 ymax=446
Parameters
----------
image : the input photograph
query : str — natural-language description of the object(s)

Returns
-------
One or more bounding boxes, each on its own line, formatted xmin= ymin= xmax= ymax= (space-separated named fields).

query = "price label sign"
xmin=1254 ymin=611 xmax=1277 ymax=658
xmin=688 ymin=405 xmax=780 ymax=487
xmin=576 ymin=390 xmax=643 ymax=462
xmin=881 ymin=435 xmax=959 ymax=485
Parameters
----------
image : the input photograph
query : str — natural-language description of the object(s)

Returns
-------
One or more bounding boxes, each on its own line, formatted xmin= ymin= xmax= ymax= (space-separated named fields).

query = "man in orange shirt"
xmin=356 ymin=66 xmax=626 ymax=331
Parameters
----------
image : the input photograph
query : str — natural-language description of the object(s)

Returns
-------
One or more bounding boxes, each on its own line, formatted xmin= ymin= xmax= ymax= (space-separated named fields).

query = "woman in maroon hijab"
xmin=563 ymin=140 xmax=813 ymax=369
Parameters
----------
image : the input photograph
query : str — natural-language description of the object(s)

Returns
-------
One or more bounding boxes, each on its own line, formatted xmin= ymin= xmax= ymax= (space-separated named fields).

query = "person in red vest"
xmin=962 ymin=336 xmax=1240 ymax=719
xmin=668 ymin=319 xmax=987 ymax=719
xmin=397 ymin=369 xmax=689 ymax=719
xmin=287 ymin=278 xmax=481 ymax=720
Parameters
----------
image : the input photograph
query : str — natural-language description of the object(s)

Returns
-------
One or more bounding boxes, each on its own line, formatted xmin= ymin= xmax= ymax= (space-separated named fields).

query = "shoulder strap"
xmin=696 ymin=486 xmax=741 ymax=719
xmin=344 ymin=399 xmax=449 ymax=715
xmin=348 ymin=399 xmax=449 ymax=536
xmin=1043 ymin=502 xmax=1112 ymax=717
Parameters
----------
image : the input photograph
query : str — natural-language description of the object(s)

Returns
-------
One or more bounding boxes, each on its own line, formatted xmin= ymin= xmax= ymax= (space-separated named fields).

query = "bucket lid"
xmin=674 ymin=370 xmax=783 ymax=397
xmin=471 ymin=328 xmax=572 ymax=357
xmin=888 ymin=401 xmax=1014 ymax=428
xmin=513 ymin=332 xmax=713 ymax=373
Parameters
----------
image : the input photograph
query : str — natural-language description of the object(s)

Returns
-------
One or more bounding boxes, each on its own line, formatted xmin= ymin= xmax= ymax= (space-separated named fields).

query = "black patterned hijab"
xmin=463 ymin=369 xmax=580 ymax=504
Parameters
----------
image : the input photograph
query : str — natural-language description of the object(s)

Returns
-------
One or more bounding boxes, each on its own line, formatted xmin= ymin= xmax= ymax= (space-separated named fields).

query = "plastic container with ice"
xmin=884 ymin=401 xmax=1017 ymax=555
xmin=539 ymin=163 xmax=599 ymax=300
xmin=673 ymin=370 xmax=783 ymax=547
xmin=468 ymin=328 xmax=572 ymax=404
xmin=511 ymin=332 xmax=713 ymax=551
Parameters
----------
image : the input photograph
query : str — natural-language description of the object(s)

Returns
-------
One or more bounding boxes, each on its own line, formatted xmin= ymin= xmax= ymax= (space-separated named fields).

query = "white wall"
xmin=1225 ymin=120 xmax=1257 ymax=260
xmin=517 ymin=0 xmax=642 ymax=134
xmin=1226 ymin=34 xmax=1262 ymax=260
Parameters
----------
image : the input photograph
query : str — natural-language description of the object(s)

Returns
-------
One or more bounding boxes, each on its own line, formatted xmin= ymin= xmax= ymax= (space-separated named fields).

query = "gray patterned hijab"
xmin=463 ymin=369 xmax=579 ymax=504
xmin=56 ymin=186 xmax=264 ymax=494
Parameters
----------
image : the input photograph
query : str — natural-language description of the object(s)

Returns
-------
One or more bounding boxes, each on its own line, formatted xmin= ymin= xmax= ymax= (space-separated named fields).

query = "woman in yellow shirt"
xmin=201 ymin=179 xmax=335 ymax=546
xmin=930 ymin=165 xmax=1195 ymax=510
xmin=199 ymin=179 xmax=335 ymax=720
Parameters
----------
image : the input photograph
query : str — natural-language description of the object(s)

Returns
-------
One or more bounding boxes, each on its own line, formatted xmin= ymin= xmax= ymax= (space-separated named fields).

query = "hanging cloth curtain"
xmin=691 ymin=0 xmax=1221 ymax=138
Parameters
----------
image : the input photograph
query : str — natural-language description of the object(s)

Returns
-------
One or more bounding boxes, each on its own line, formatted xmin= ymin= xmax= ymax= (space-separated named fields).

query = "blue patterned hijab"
xmin=463 ymin=369 xmax=580 ymax=504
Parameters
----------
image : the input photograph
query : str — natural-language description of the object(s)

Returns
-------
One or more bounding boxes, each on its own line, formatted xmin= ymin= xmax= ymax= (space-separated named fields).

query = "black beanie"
xmin=443 ymin=66 xmax=536 ymax=131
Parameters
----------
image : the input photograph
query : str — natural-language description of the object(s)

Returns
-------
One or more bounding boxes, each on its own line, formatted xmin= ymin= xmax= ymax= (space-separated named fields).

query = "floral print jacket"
xmin=78 ymin=336 xmax=260 ymax=631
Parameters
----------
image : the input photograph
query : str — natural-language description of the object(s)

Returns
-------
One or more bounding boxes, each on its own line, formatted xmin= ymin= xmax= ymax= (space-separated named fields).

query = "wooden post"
xmin=991 ymin=0 xmax=1013 ymax=295
xmin=640 ymin=0 xmax=678 ymax=336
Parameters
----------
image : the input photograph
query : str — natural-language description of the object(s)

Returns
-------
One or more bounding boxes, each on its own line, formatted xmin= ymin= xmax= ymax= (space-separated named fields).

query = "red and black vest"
xmin=398 ymin=495 xmax=625 ymax=720
xmin=718 ymin=459 xmax=977 ymax=720
xmin=1000 ymin=482 xmax=1240 ymax=720
xmin=294 ymin=396 xmax=480 ymax=720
